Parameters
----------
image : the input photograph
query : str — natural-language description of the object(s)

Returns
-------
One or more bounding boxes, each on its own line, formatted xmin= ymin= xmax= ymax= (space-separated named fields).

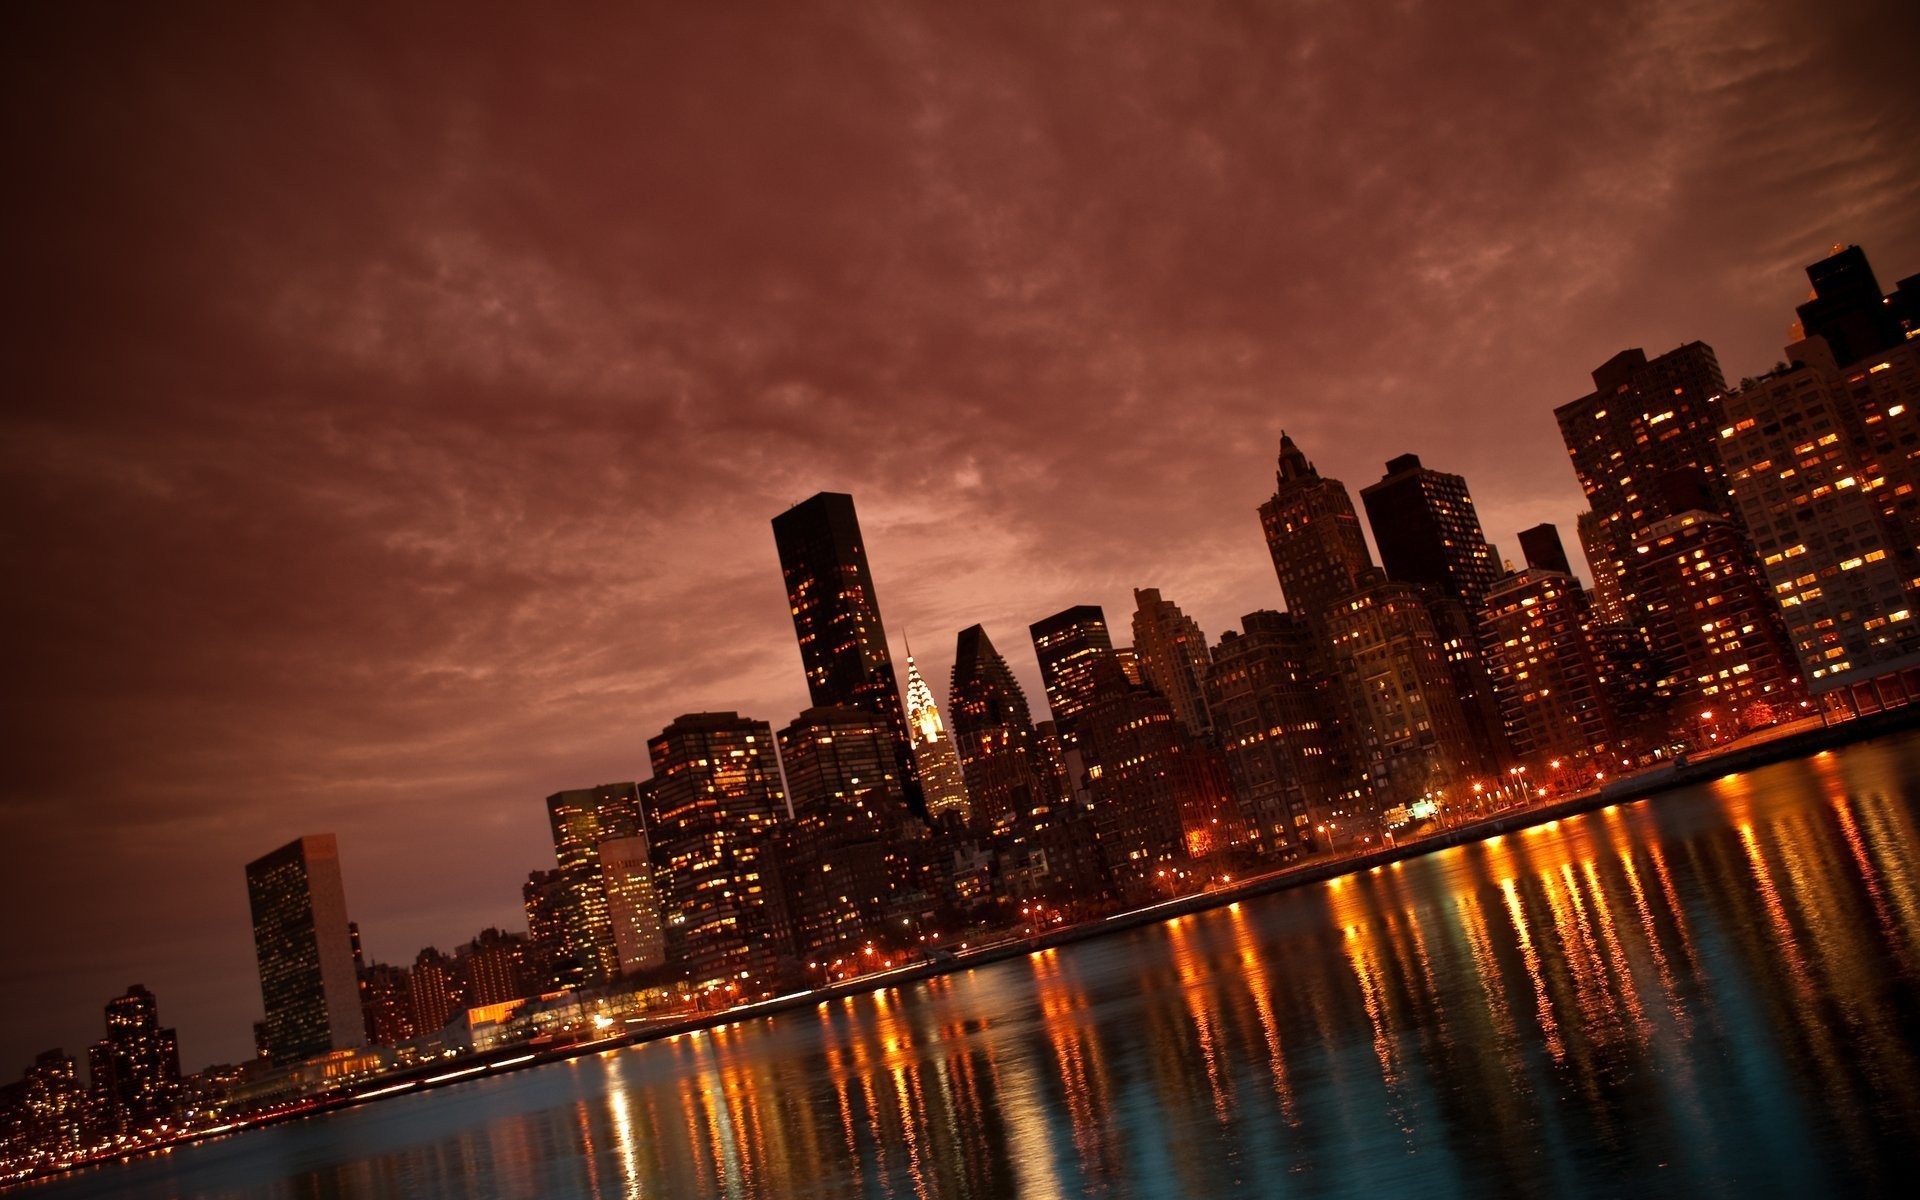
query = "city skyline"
xmin=5 ymin=0 xmax=1919 ymax=1077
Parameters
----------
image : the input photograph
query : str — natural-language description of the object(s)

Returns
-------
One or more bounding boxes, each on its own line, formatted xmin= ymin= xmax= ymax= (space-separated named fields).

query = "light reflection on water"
xmin=38 ymin=731 xmax=1920 ymax=1198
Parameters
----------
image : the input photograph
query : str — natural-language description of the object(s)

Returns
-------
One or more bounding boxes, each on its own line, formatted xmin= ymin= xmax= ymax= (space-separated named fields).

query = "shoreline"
xmin=18 ymin=707 xmax=1916 ymax=1190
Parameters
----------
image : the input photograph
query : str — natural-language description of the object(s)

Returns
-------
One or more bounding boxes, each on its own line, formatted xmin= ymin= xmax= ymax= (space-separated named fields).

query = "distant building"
xmin=1360 ymin=453 xmax=1502 ymax=612
xmin=459 ymin=928 xmax=531 ymax=1007
xmin=1324 ymin=577 xmax=1484 ymax=815
xmin=91 ymin=985 xmax=180 ymax=1135
xmin=772 ymin=492 xmax=922 ymax=816
xmin=597 ymin=838 xmax=667 ymax=977
xmin=778 ymin=706 xmax=915 ymax=965
xmin=1130 ymin=588 xmax=1214 ymax=736
xmin=1028 ymin=605 xmax=1115 ymax=741
xmin=948 ymin=625 xmax=1045 ymax=834
xmin=644 ymin=712 xmax=789 ymax=993
xmin=545 ymin=782 xmax=646 ymax=983
xmin=902 ymin=652 xmax=972 ymax=821
xmin=244 ymin=835 xmax=365 ymax=1066
xmin=1206 ymin=611 xmax=1352 ymax=856
xmin=1480 ymin=569 xmax=1624 ymax=775
xmin=407 ymin=947 xmax=464 ymax=1035
xmin=357 ymin=961 xmax=414 ymax=1047
xmin=521 ymin=868 xmax=584 ymax=992
xmin=1258 ymin=433 xmax=1374 ymax=629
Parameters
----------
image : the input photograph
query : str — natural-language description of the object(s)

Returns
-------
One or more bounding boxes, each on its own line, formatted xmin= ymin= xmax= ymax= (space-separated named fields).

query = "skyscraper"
xmin=1258 ymin=433 xmax=1374 ymax=628
xmin=1359 ymin=453 xmax=1502 ymax=612
xmin=1480 ymin=568 xmax=1623 ymax=775
xmin=1130 ymin=588 xmax=1214 ymax=736
xmin=771 ymin=492 xmax=923 ymax=816
xmin=644 ymin=712 xmax=789 ymax=993
xmin=1796 ymin=245 xmax=1907 ymax=367
xmin=901 ymin=651 xmax=971 ymax=821
xmin=777 ymin=706 xmax=915 ymax=964
xmin=244 ymin=834 xmax=365 ymax=1066
xmin=1029 ymin=605 xmax=1114 ymax=739
xmin=948 ymin=624 xmax=1044 ymax=834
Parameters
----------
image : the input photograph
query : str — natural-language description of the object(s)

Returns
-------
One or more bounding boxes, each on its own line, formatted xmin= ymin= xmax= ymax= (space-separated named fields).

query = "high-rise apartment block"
xmin=1479 ymin=569 xmax=1622 ymax=773
xmin=644 ymin=712 xmax=789 ymax=993
xmin=90 ymin=985 xmax=179 ymax=1136
xmin=1206 ymin=611 xmax=1350 ymax=856
xmin=1130 ymin=588 xmax=1214 ymax=736
xmin=772 ymin=492 xmax=922 ymax=816
xmin=1555 ymin=343 xmax=1731 ymax=624
xmin=244 ymin=835 xmax=365 ymax=1066
xmin=1630 ymin=510 xmax=1802 ymax=734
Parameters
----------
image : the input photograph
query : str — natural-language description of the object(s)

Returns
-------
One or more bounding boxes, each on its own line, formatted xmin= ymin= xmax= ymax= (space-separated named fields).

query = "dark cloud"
xmin=3 ymin=0 xmax=1917 ymax=1071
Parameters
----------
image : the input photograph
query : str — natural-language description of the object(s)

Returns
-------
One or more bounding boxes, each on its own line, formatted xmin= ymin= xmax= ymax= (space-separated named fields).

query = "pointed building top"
xmin=1277 ymin=431 xmax=1317 ymax=485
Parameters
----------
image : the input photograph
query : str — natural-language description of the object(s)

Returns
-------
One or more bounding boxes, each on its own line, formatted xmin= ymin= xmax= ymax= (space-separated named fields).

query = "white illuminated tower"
xmin=902 ymin=647 xmax=972 ymax=822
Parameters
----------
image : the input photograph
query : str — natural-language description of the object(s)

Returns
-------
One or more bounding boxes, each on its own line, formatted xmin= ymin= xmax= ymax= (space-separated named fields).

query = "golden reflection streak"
xmin=1500 ymin=877 xmax=1564 ymax=1060
xmin=1341 ymin=913 xmax=1402 ymax=1089
xmin=1034 ymin=950 xmax=1116 ymax=1175
xmin=1226 ymin=902 xmax=1297 ymax=1121
xmin=1167 ymin=917 xmax=1235 ymax=1128
xmin=606 ymin=1077 xmax=644 ymax=1199
xmin=1645 ymin=839 xmax=1703 ymax=974
xmin=1615 ymin=851 xmax=1690 ymax=1038
xmin=1576 ymin=860 xmax=1649 ymax=1036
xmin=1736 ymin=824 xmax=1856 ymax=1097
xmin=574 ymin=1098 xmax=605 ymax=1198
xmin=1856 ymin=792 xmax=1920 ymax=956
xmin=1831 ymin=795 xmax=1907 ymax=970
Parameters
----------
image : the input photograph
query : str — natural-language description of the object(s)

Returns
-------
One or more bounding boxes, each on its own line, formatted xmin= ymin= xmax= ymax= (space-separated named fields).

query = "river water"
xmin=35 ymin=730 xmax=1920 ymax=1198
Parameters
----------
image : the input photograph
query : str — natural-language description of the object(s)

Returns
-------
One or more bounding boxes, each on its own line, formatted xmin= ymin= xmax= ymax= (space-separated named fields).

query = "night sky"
xmin=4 ymin=1 xmax=1917 ymax=1074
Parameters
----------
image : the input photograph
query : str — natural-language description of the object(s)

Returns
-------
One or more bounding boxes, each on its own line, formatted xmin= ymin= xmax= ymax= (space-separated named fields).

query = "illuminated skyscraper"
xmin=1258 ymin=433 xmax=1374 ymax=629
xmin=544 ymin=782 xmax=646 ymax=983
xmin=778 ymin=706 xmax=915 ymax=963
xmin=948 ymin=624 xmax=1044 ymax=833
xmin=644 ymin=712 xmax=789 ymax=993
xmin=1029 ymin=605 xmax=1114 ymax=740
xmin=1480 ymin=568 xmax=1624 ymax=774
xmin=772 ymin=492 xmax=923 ymax=816
xmin=244 ymin=834 xmax=365 ymax=1066
xmin=1130 ymin=588 xmax=1213 ymax=736
xmin=902 ymin=651 xmax=971 ymax=821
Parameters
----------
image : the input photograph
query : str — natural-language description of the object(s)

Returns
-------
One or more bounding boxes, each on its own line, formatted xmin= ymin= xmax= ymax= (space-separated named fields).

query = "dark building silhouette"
xmin=1480 ymin=568 xmax=1624 ymax=777
xmin=1517 ymin=523 xmax=1574 ymax=576
xmin=644 ymin=712 xmax=790 ymax=995
xmin=1796 ymin=245 xmax=1907 ymax=367
xmin=521 ymin=868 xmax=585 ymax=992
xmin=948 ymin=624 xmax=1043 ymax=834
xmin=1258 ymin=433 xmax=1374 ymax=628
xmin=1360 ymin=453 xmax=1502 ymax=612
xmin=357 ymin=961 xmax=414 ymax=1047
xmin=244 ymin=835 xmax=365 ymax=1066
xmin=772 ymin=492 xmax=923 ymax=816
xmin=1028 ymin=605 xmax=1114 ymax=741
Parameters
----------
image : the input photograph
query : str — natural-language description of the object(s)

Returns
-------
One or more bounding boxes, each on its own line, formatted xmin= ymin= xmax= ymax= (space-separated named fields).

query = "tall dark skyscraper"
xmin=1130 ymin=588 xmax=1214 ymax=737
xmin=772 ymin=491 xmax=922 ymax=816
xmin=1258 ymin=433 xmax=1374 ymax=628
xmin=1359 ymin=453 xmax=1502 ymax=612
xmin=244 ymin=835 xmax=365 ymax=1066
xmin=1028 ymin=605 xmax=1114 ymax=740
xmin=1517 ymin=522 xmax=1573 ymax=576
xmin=90 ymin=985 xmax=179 ymax=1136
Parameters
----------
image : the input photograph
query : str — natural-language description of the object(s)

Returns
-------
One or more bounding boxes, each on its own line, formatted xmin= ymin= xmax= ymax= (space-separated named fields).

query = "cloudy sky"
xmin=3 ymin=0 xmax=1916 ymax=1072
